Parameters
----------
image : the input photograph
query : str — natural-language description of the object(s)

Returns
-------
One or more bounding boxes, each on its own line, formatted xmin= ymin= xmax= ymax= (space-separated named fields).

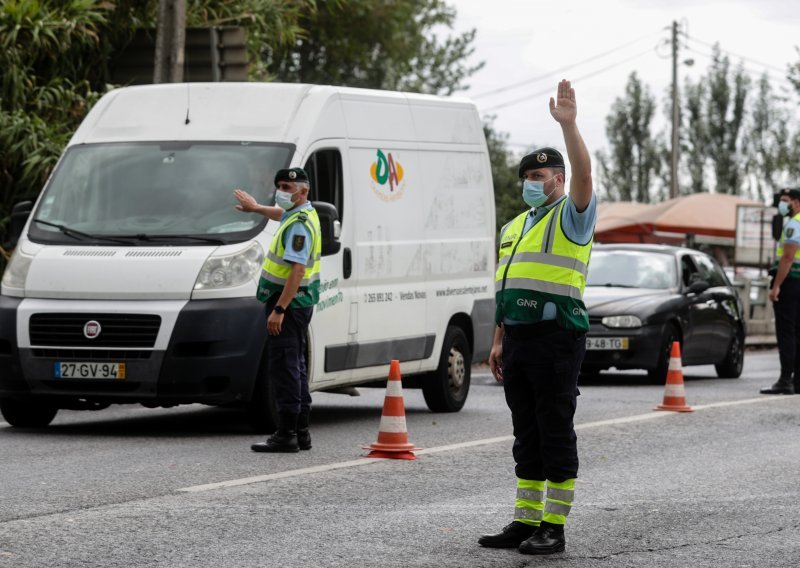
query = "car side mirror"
xmin=312 ymin=201 xmax=341 ymax=257
xmin=6 ymin=201 xmax=33 ymax=249
xmin=686 ymin=280 xmax=709 ymax=295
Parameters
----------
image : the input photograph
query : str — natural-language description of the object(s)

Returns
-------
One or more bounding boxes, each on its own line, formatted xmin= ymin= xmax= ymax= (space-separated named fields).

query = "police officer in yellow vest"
xmin=233 ymin=168 xmax=322 ymax=452
xmin=761 ymin=187 xmax=800 ymax=395
xmin=478 ymin=80 xmax=596 ymax=556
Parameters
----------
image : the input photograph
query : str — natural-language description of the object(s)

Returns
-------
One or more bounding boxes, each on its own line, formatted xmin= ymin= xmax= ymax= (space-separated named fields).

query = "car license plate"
xmin=586 ymin=337 xmax=629 ymax=350
xmin=55 ymin=362 xmax=126 ymax=379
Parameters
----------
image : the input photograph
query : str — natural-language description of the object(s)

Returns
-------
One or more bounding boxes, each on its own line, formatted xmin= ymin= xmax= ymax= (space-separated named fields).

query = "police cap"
xmin=777 ymin=187 xmax=800 ymax=200
xmin=518 ymin=147 xmax=565 ymax=178
xmin=274 ymin=167 xmax=309 ymax=185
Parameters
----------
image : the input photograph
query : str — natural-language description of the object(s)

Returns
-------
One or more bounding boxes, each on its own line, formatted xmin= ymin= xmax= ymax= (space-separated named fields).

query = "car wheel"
xmin=647 ymin=324 xmax=680 ymax=384
xmin=715 ymin=326 xmax=744 ymax=379
xmin=0 ymin=397 xmax=58 ymax=428
xmin=422 ymin=326 xmax=471 ymax=413
xmin=244 ymin=347 xmax=279 ymax=434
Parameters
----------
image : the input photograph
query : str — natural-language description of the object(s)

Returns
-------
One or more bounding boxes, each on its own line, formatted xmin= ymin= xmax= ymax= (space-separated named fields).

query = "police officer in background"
xmin=233 ymin=168 xmax=322 ymax=452
xmin=479 ymin=80 xmax=596 ymax=556
xmin=761 ymin=188 xmax=800 ymax=395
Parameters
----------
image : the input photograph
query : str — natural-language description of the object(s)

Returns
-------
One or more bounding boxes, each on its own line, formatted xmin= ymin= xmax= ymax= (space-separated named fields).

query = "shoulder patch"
xmin=292 ymin=234 xmax=306 ymax=252
xmin=788 ymin=228 xmax=795 ymax=238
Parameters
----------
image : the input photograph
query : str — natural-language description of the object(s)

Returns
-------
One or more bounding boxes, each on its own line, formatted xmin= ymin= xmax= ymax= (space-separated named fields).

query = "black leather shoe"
xmin=251 ymin=432 xmax=300 ymax=453
xmin=478 ymin=521 xmax=536 ymax=548
xmin=519 ymin=523 xmax=566 ymax=555
xmin=297 ymin=429 xmax=311 ymax=450
xmin=760 ymin=380 xmax=795 ymax=395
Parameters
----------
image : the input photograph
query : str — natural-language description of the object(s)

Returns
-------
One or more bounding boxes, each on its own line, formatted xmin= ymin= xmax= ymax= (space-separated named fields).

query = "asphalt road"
xmin=1 ymin=349 xmax=799 ymax=567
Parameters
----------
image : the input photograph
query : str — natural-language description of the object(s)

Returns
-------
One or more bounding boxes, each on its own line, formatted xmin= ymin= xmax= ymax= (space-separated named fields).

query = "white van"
xmin=0 ymin=83 xmax=496 ymax=431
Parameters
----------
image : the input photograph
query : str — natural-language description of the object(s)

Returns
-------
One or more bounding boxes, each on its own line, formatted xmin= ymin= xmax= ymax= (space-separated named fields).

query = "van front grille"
xmin=29 ymin=314 xmax=161 ymax=348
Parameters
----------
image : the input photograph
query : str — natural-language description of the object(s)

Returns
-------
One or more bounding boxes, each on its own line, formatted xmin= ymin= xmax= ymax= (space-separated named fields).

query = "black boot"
xmin=760 ymin=378 xmax=795 ymax=395
xmin=477 ymin=521 xmax=536 ymax=548
xmin=518 ymin=521 xmax=566 ymax=555
xmin=297 ymin=410 xmax=311 ymax=451
xmin=251 ymin=412 xmax=300 ymax=453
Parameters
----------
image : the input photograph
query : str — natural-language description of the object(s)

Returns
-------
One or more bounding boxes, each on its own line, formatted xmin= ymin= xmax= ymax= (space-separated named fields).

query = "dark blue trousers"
xmin=774 ymin=277 xmax=800 ymax=390
xmin=502 ymin=323 xmax=585 ymax=482
xmin=265 ymin=297 xmax=313 ymax=414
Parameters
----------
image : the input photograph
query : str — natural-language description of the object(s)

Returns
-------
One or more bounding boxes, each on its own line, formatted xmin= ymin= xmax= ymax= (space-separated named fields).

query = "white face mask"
xmin=779 ymin=201 xmax=792 ymax=217
xmin=275 ymin=189 xmax=295 ymax=210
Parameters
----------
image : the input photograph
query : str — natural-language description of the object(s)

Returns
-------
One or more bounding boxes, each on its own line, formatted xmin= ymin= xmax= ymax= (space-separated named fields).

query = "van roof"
xmin=69 ymin=83 xmax=481 ymax=147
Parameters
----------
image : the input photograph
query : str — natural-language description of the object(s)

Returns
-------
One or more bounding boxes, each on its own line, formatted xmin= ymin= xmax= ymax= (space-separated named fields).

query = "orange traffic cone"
xmin=654 ymin=341 xmax=694 ymax=412
xmin=364 ymin=360 xmax=421 ymax=460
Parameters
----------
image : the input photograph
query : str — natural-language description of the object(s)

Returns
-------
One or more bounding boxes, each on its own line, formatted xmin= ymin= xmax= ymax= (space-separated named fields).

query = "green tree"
xmin=596 ymin=72 xmax=659 ymax=202
xmin=742 ymin=73 xmax=792 ymax=201
xmin=265 ymin=0 xmax=483 ymax=95
xmin=683 ymin=80 xmax=708 ymax=194
xmin=484 ymin=118 xmax=521 ymax=235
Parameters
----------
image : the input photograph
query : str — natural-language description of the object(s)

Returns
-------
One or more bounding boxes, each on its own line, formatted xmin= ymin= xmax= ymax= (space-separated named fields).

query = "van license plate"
xmin=55 ymin=362 xmax=126 ymax=379
xmin=586 ymin=337 xmax=629 ymax=350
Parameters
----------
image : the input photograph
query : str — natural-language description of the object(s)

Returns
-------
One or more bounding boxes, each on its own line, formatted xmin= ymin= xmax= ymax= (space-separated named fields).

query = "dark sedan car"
xmin=581 ymin=244 xmax=746 ymax=382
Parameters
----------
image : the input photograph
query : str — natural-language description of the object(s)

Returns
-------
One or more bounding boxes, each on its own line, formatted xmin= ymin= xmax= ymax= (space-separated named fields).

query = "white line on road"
xmin=177 ymin=395 xmax=797 ymax=493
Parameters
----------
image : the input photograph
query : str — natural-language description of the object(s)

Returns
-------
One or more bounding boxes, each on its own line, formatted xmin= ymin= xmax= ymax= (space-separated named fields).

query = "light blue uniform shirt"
xmin=280 ymin=203 xmax=313 ymax=265
xmin=784 ymin=217 xmax=800 ymax=245
xmin=506 ymin=193 xmax=597 ymax=324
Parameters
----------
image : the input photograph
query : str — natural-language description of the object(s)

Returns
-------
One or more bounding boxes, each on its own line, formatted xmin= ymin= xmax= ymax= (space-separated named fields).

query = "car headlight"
xmin=194 ymin=242 xmax=263 ymax=290
xmin=1 ymin=249 xmax=33 ymax=293
xmin=601 ymin=315 xmax=642 ymax=328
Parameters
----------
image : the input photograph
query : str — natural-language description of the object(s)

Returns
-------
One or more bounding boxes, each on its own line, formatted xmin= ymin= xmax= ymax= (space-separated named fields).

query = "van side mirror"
xmin=6 ymin=201 xmax=33 ymax=249
xmin=772 ymin=213 xmax=784 ymax=242
xmin=312 ymin=201 xmax=341 ymax=257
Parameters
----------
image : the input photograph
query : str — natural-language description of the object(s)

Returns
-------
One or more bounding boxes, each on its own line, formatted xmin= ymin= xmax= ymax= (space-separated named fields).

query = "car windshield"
xmin=29 ymin=141 xmax=293 ymax=245
xmin=587 ymin=250 xmax=677 ymax=289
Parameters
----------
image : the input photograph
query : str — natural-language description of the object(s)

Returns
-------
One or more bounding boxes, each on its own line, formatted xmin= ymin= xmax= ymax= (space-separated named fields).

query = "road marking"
xmin=177 ymin=395 xmax=796 ymax=493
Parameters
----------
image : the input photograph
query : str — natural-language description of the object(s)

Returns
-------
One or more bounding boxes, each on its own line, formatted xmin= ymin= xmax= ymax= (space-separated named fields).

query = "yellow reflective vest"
xmin=496 ymin=198 xmax=593 ymax=331
xmin=257 ymin=207 xmax=322 ymax=308
xmin=774 ymin=212 xmax=800 ymax=279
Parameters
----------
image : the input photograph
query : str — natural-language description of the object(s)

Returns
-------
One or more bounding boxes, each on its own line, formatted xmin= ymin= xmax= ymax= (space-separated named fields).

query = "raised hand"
xmin=549 ymin=79 xmax=577 ymax=125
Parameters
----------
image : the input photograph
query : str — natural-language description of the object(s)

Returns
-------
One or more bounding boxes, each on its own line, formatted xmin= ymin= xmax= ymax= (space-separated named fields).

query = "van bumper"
xmin=0 ymin=296 xmax=267 ymax=405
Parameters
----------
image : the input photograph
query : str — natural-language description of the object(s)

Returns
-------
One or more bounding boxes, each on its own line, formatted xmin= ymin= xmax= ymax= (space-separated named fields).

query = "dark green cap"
xmin=274 ymin=167 xmax=309 ymax=185
xmin=518 ymin=147 xmax=564 ymax=178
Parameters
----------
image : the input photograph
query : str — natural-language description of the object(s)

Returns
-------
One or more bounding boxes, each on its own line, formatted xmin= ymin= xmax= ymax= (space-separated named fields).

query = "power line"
xmin=683 ymin=45 xmax=795 ymax=90
xmin=472 ymin=30 xmax=662 ymax=100
xmin=684 ymin=34 xmax=789 ymax=74
xmin=480 ymin=47 xmax=655 ymax=113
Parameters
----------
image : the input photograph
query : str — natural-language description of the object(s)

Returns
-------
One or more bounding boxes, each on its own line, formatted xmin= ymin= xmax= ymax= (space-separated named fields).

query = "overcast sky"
xmin=450 ymin=0 xmax=800 ymax=166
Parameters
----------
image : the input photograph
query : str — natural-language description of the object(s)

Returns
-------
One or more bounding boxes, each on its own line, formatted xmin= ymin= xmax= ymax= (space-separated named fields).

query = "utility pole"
xmin=670 ymin=20 xmax=679 ymax=199
xmin=154 ymin=0 xmax=186 ymax=83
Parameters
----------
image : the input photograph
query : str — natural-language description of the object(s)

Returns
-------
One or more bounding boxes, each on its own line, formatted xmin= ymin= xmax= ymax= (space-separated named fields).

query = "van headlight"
xmin=601 ymin=315 xmax=642 ymax=328
xmin=194 ymin=242 xmax=263 ymax=290
xmin=1 ymin=250 xmax=33 ymax=293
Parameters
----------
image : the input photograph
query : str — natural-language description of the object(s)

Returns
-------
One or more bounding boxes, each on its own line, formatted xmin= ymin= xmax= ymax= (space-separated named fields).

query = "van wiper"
xmin=601 ymin=283 xmax=637 ymax=288
xmin=127 ymin=233 xmax=226 ymax=245
xmin=32 ymin=219 xmax=133 ymax=245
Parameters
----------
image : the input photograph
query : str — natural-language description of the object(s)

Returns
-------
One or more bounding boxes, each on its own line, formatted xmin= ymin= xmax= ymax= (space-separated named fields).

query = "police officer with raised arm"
xmin=478 ymin=80 xmax=596 ymax=556
xmin=761 ymin=187 xmax=800 ymax=395
xmin=234 ymin=168 xmax=321 ymax=452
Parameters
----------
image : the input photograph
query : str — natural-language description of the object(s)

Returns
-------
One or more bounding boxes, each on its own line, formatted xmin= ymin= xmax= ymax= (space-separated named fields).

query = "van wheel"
xmin=244 ymin=352 xmax=279 ymax=434
xmin=0 ymin=397 xmax=58 ymax=428
xmin=423 ymin=326 xmax=471 ymax=413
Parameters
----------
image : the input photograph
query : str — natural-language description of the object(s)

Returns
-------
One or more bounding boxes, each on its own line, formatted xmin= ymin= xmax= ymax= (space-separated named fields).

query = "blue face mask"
xmin=779 ymin=201 xmax=791 ymax=217
xmin=275 ymin=189 xmax=295 ymax=210
xmin=522 ymin=176 xmax=557 ymax=208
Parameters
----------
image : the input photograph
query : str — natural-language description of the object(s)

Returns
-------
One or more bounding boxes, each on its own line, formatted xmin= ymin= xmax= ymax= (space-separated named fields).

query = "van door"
xmin=303 ymin=145 xmax=355 ymax=384
xmin=349 ymin=144 xmax=429 ymax=377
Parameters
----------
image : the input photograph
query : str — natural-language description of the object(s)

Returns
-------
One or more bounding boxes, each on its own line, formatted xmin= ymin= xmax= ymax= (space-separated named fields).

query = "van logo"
xmin=370 ymin=149 xmax=406 ymax=202
xmin=83 ymin=320 xmax=102 ymax=339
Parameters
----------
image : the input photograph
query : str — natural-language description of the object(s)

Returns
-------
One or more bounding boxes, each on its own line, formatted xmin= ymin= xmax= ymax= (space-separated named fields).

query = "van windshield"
xmin=29 ymin=141 xmax=293 ymax=245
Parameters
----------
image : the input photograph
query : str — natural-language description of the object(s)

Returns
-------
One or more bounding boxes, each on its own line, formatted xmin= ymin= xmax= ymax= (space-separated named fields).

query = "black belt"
xmin=503 ymin=320 xmax=561 ymax=339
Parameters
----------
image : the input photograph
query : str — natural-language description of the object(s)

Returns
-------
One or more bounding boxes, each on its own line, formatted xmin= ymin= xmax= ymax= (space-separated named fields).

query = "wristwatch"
xmin=273 ymin=305 xmax=286 ymax=315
